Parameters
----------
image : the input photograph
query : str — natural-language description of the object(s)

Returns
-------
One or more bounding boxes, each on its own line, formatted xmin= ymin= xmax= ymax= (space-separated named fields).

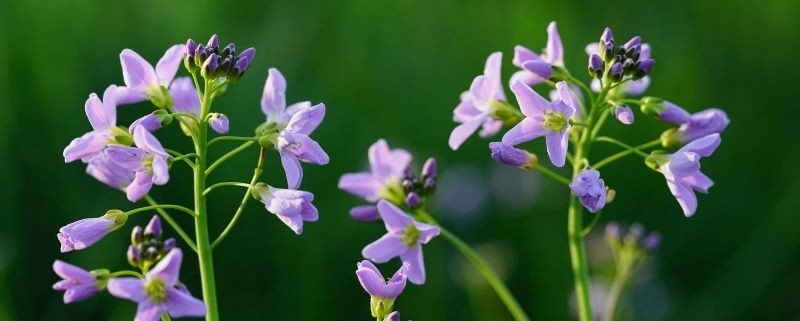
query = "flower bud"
xmin=145 ymin=246 xmax=159 ymax=261
xmin=350 ymin=205 xmax=380 ymax=222
xmin=194 ymin=44 xmax=207 ymax=68
xmin=605 ymin=222 xmax=621 ymax=243
xmin=423 ymin=177 xmax=436 ymax=194
xmin=608 ymin=62 xmax=623 ymax=82
xmin=206 ymin=34 xmax=219 ymax=51
xmin=201 ymin=53 xmax=219 ymax=79
xmin=642 ymin=232 xmax=661 ymax=252
xmin=601 ymin=42 xmax=615 ymax=63
xmin=144 ymin=216 xmax=162 ymax=240
xmin=612 ymin=105 xmax=634 ymax=125
xmin=622 ymin=58 xmax=635 ymax=73
xmin=625 ymin=44 xmax=641 ymax=62
xmin=184 ymin=39 xmax=198 ymax=72
xmin=421 ymin=158 xmax=437 ymax=179
xmin=127 ymin=245 xmax=141 ymax=267
xmin=384 ymin=312 xmax=400 ymax=321
xmin=640 ymin=98 xmax=691 ymax=125
xmin=605 ymin=186 xmax=616 ymax=203
xmin=623 ymin=36 xmax=641 ymax=50
xmin=405 ymin=192 xmax=421 ymax=209
xmin=522 ymin=60 xmax=553 ymax=79
xmin=221 ymin=43 xmax=235 ymax=57
xmin=131 ymin=226 xmax=143 ymax=246
xmin=163 ymin=238 xmax=176 ymax=253
xmin=489 ymin=142 xmax=537 ymax=170
xmin=633 ymin=59 xmax=655 ymax=79
xmin=600 ymin=27 xmax=614 ymax=45
xmin=588 ymin=54 xmax=604 ymax=79
xmin=401 ymin=179 xmax=414 ymax=193
xmin=569 ymin=169 xmax=606 ymax=213
xmin=208 ymin=113 xmax=230 ymax=134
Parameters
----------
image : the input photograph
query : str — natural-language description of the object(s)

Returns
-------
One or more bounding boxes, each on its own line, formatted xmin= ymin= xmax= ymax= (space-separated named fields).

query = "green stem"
xmin=125 ymin=204 xmax=197 ymax=218
xmin=143 ymin=196 xmax=198 ymax=253
xmin=534 ymin=165 xmax=571 ymax=186
xmin=568 ymin=196 xmax=594 ymax=321
xmin=195 ymin=79 xmax=220 ymax=321
xmin=602 ymin=269 xmax=629 ymax=321
xmin=161 ymin=314 xmax=172 ymax=321
xmin=206 ymin=140 xmax=256 ymax=175
xmin=203 ymin=182 xmax=253 ymax=196
xmin=208 ymin=135 xmax=258 ymax=146
xmin=109 ymin=270 xmax=145 ymax=278
xmin=580 ymin=210 xmax=603 ymax=238
xmin=211 ymin=148 xmax=265 ymax=249
xmin=417 ymin=211 xmax=530 ymax=321
xmin=593 ymin=139 xmax=660 ymax=170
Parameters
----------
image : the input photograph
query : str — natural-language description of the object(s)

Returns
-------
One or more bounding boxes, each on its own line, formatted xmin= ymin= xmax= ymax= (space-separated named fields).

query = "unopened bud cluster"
xmin=400 ymin=158 xmax=438 ymax=209
xmin=589 ymin=28 xmax=654 ymax=82
xmin=185 ymin=34 xmax=256 ymax=82
xmin=127 ymin=216 xmax=176 ymax=270
xmin=605 ymin=222 xmax=660 ymax=273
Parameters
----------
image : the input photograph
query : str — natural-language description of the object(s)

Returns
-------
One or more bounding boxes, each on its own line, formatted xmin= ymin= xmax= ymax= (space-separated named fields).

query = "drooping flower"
xmin=503 ymin=81 xmax=576 ymax=167
xmin=130 ymin=110 xmax=174 ymax=133
xmin=52 ymin=260 xmax=103 ymax=303
xmin=449 ymin=52 xmax=505 ymax=150
xmin=107 ymin=249 xmax=206 ymax=321
xmin=489 ymin=142 xmax=537 ymax=169
xmin=673 ymin=108 xmax=729 ymax=144
xmin=653 ymin=133 xmax=721 ymax=216
xmin=57 ymin=210 xmax=128 ymax=252
xmin=255 ymin=184 xmax=319 ymax=235
xmin=362 ymin=201 xmax=440 ymax=285
xmin=259 ymin=68 xmax=329 ymax=189
xmin=86 ymin=152 xmax=135 ymax=190
xmin=511 ymin=21 xmax=563 ymax=86
xmin=338 ymin=139 xmax=412 ymax=205
xmin=116 ymin=45 xmax=187 ymax=106
xmin=356 ymin=260 xmax=407 ymax=319
xmin=63 ymin=85 xmax=124 ymax=163
xmin=640 ymin=97 xmax=692 ymax=125
xmin=350 ymin=205 xmax=380 ymax=222
xmin=106 ymin=126 xmax=170 ymax=202
xmin=569 ymin=169 xmax=607 ymax=213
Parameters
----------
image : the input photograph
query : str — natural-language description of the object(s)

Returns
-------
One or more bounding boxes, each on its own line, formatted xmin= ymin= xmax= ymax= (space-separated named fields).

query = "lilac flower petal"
xmin=338 ymin=173 xmax=380 ymax=200
xmin=362 ymin=234 xmax=405 ymax=263
xmin=85 ymin=88 xmax=116 ymax=131
xmin=369 ymin=139 xmax=411 ymax=181
xmin=678 ymin=108 xmax=730 ymax=143
xmin=660 ymin=101 xmax=692 ymax=125
xmin=468 ymin=75 xmax=492 ymax=107
xmin=149 ymin=249 xmax=182 ymax=286
xmin=377 ymin=200 xmax=414 ymax=232
xmin=278 ymin=133 xmax=329 ymax=164
xmin=133 ymin=126 xmax=167 ymax=157
xmin=667 ymin=180 xmax=697 ymax=217
xmin=53 ymin=260 xmax=93 ymax=283
xmin=285 ymin=103 xmax=325 ymax=135
xmin=449 ymin=114 xmax=486 ymax=150
xmin=522 ymin=60 xmax=552 ymax=79
xmin=115 ymin=86 xmax=148 ymax=105
xmin=545 ymin=130 xmax=569 ymax=167
xmin=62 ymin=283 xmax=99 ymax=303
xmin=165 ymin=288 xmax=207 ymax=317
xmin=384 ymin=264 xmax=408 ymax=298
xmin=545 ymin=21 xmax=563 ymax=64
xmin=413 ymin=221 xmax=440 ymax=244
xmin=511 ymin=81 xmax=549 ymax=117
xmin=478 ymin=118 xmax=503 ymax=138
xmin=356 ymin=260 xmax=388 ymax=296
xmin=130 ymin=113 xmax=163 ymax=133
xmin=684 ymin=171 xmax=714 ymax=193
xmin=489 ymin=142 xmax=530 ymax=167
xmin=385 ymin=311 xmax=400 ymax=321
xmin=512 ymin=45 xmax=539 ymax=68
xmin=169 ymin=77 xmax=201 ymax=116
xmin=350 ymin=205 xmax=381 ymax=221
xmin=300 ymin=201 xmax=318 ymax=222
xmin=63 ymin=132 xmax=108 ymax=163
xmin=284 ymin=101 xmax=313 ymax=120
xmin=135 ymin=301 xmax=164 ymax=321
xmin=626 ymin=76 xmax=650 ymax=96
xmin=280 ymin=151 xmax=303 ymax=189
xmin=678 ymin=133 xmax=721 ymax=157
xmin=453 ymin=96 xmax=480 ymax=122
xmin=613 ymin=105 xmax=635 ymax=125
xmin=106 ymin=146 xmax=146 ymax=171
xmin=126 ymin=171 xmax=154 ymax=202
xmin=483 ymin=52 xmax=506 ymax=101
xmin=151 ymin=155 xmax=170 ymax=185
xmin=556 ymin=81 xmax=579 ymax=111
xmin=120 ymin=49 xmax=157 ymax=88
xmin=107 ymin=277 xmax=147 ymax=302
xmin=155 ymin=44 xmax=186 ymax=86
xmin=509 ymin=70 xmax=545 ymax=87
xmin=261 ymin=68 xmax=287 ymax=119
xmin=585 ymin=42 xmax=599 ymax=55
xmin=667 ymin=152 xmax=701 ymax=178
xmin=502 ymin=118 xmax=547 ymax=146
xmin=58 ymin=217 xmax=114 ymax=252
xmin=275 ymin=210 xmax=305 ymax=234
xmin=401 ymin=246 xmax=426 ymax=284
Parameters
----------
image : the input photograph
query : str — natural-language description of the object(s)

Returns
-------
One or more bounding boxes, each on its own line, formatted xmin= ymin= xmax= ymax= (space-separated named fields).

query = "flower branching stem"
xmin=206 ymin=140 xmax=256 ymax=175
xmin=212 ymin=148 xmax=265 ymax=249
xmin=143 ymin=196 xmax=198 ymax=252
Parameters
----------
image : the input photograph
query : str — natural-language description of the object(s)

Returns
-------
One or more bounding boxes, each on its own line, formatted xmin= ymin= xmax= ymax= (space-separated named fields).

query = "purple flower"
xmin=116 ymin=45 xmax=187 ymax=105
xmin=510 ymin=21 xmax=563 ymax=86
xmin=339 ymin=139 xmax=412 ymax=205
xmin=350 ymin=205 xmax=380 ymax=222
xmin=208 ymin=113 xmax=230 ymax=134
xmin=169 ymin=77 xmax=201 ymax=116
xmin=106 ymin=126 xmax=170 ymax=202
xmin=86 ymin=152 xmax=135 ymax=190
xmin=53 ymin=260 xmax=103 ymax=303
xmin=489 ymin=142 xmax=536 ymax=169
xmin=64 ymin=85 xmax=120 ymax=163
xmin=107 ymin=249 xmax=206 ymax=321
xmin=612 ymin=105 xmax=635 ymax=125
xmin=362 ymin=200 xmax=440 ymax=285
xmin=256 ymin=184 xmax=319 ymax=235
xmin=356 ymin=260 xmax=407 ymax=299
xmin=640 ymin=98 xmax=692 ymax=125
xmin=130 ymin=113 xmax=164 ymax=133
xmin=449 ymin=52 xmax=505 ymax=150
xmin=569 ymin=169 xmax=606 ymax=213
xmin=503 ymin=81 xmax=576 ymax=167
xmin=585 ymin=43 xmax=652 ymax=96
xmin=57 ymin=210 xmax=127 ymax=252
xmin=260 ymin=68 xmax=329 ymax=189
xmin=657 ymin=134 xmax=721 ymax=216
xmin=675 ymin=108 xmax=729 ymax=143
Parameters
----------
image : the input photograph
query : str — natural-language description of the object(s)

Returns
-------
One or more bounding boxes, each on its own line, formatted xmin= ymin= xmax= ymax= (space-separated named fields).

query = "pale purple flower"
xmin=362 ymin=201 xmax=440 ymax=285
xmin=569 ymin=169 xmax=606 ymax=213
xmin=86 ymin=152 xmax=135 ymax=190
xmin=130 ymin=113 xmax=164 ymax=133
xmin=511 ymin=21 xmax=563 ymax=86
xmin=641 ymin=99 xmax=692 ymax=125
xmin=63 ymin=85 xmax=119 ymax=163
xmin=350 ymin=205 xmax=380 ymax=222
xmin=503 ymin=81 xmax=576 ymax=167
xmin=106 ymin=126 xmax=170 ymax=202
xmin=57 ymin=210 xmax=127 ymax=252
xmin=675 ymin=108 xmax=729 ymax=143
xmin=260 ymin=68 xmax=329 ymax=189
xmin=339 ymin=139 xmax=412 ymax=203
xmin=489 ymin=142 xmax=536 ymax=169
xmin=169 ymin=77 xmax=201 ymax=116
xmin=257 ymin=184 xmax=319 ymax=235
xmin=356 ymin=260 xmax=407 ymax=299
xmin=107 ymin=249 xmax=206 ymax=321
xmin=657 ymin=134 xmax=721 ymax=216
xmin=449 ymin=52 xmax=505 ymax=150
xmin=116 ymin=45 xmax=187 ymax=105
xmin=612 ymin=105 xmax=634 ymax=125
xmin=53 ymin=260 xmax=102 ymax=303
xmin=208 ymin=113 xmax=229 ymax=134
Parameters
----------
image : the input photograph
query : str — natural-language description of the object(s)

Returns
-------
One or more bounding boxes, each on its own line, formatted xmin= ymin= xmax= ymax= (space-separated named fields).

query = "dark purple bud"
xmin=349 ymin=205 xmax=380 ymax=222
xmin=144 ymin=216 xmax=162 ymax=239
xmin=384 ymin=311 xmax=400 ymax=321
xmin=588 ymin=54 xmax=604 ymax=78
xmin=217 ymin=57 xmax=232 ymax=76
xmin=625 ymin=44 xmax=641 ymax=61
xmin=633 ymin=59 xmax=655 ymax=79
xmin=423 ymin=177 xmax=436 ymax=193
xmin=405 ymin=192 xmax=421 ymax=209
xmin=623 ymin=36 xmax=642 ymax=50
xmin=145 ymin=246 xmax=159 ymax=261
xmin=207 ymin=34 xmax=219 ymax=50
xmin=201 ymin=53 xmax=219 ymax=79
xmin=622 ymin=58 xmax=635 ymax=73
xmin=221 ymin=43 xmax=235 ymax=57
xmin=403 ymin=167 xmax=415 ymax=180
xmin=186 ymin=39 xmax=197 ymax=58
xmin=238 ymin=47 xmax=256 ymax=63
xmin=401 ymin=179 xmax=414 ymax=192
xmin=600 ymin=27 xmax=614 ymax=44
xmin=127 ymin=245 xmax=141 ymax=267
xmin=601 ymin=42 xmax=615 ymax=62
xmin=422 ymin=158 xmax=437 ymax=179
xmin=131 ymin=226 xmax=143 ymax=245
xmin=608 ymin=62 xmax=623 ymax=82
xmin=490 ymin=142 xmax=536 ymax=169
xmin=194 ymin=44 xmax=207 ymax=67
xmin=642 ymin=232 xmax=661 ymax=252
xmin=163 ymin=238 xmax=176 ymax=252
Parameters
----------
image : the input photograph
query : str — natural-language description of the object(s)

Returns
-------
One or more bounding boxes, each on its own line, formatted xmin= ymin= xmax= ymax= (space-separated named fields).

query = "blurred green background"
xmin=1 ymin=0 xmax=798 ymax=320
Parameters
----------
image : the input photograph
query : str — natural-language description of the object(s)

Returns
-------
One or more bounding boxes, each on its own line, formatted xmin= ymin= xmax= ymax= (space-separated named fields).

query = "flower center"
xmin=543 ymin=112 xmax=567 ymax=131
xmin=142 ymin=154 xmax=155 ymax=174
xmin=145 ymin=278 xmax=168 ymax=303
xmin=402 ymin=224 xmax=420 ymax=246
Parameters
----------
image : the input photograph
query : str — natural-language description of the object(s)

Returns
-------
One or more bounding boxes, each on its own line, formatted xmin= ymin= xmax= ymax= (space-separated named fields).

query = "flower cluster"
xmin=605 ymin=222 xmax=661 ymax=270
